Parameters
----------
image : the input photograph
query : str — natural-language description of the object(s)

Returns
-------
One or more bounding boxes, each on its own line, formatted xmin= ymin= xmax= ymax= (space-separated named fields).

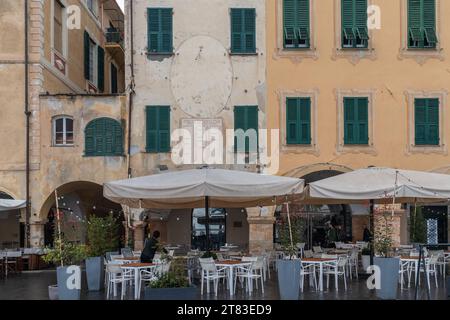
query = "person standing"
xmin=141 ymin=230 xmax=163 ymax=263
xmin=362 ymin=225 xmax=372 ymax=242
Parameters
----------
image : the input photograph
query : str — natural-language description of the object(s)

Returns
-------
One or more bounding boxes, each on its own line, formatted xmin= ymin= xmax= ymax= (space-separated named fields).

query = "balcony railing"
xmin=105 ymin=28 xmax=123 ymax=48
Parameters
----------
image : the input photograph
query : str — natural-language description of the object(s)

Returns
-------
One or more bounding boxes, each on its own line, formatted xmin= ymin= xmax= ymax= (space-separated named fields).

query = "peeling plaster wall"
xmin=35 ymin=95 xmax=128 ymax=220
xmin=126 ymin=0 xmax=267 ymax=176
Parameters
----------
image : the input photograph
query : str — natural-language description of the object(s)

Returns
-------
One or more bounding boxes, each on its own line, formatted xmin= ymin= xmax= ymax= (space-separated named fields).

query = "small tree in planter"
xmin=42 ymin=234 xmax=87 ymax=300
xmin=373 ymin=211 xmax=399 ymax=300
xmin=85 ymin=214 xmax=120 ymax=291
xmin=144 ymin=257 xmax=197 ymax=300
xmin=276 ymin=213 xmax=304 ymax=300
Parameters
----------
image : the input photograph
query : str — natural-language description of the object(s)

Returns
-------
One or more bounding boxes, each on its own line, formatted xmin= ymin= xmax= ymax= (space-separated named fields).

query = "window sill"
xmin=398 ymin=47 xmax=445 ymax=64
xmin=336 ymin=144 xmax=377 ymax=155
xmin=146 ymin=51 xmax=174 ymax=56
xmin=406 ymin=144 xmax=447 ymax=155
xmin=229 ymin=52 xmax=259 ymax=56
xmin=52 ymin=144 xmax=75 ymax=148
xmin=83 ymin=154 xmax=125 ymax=158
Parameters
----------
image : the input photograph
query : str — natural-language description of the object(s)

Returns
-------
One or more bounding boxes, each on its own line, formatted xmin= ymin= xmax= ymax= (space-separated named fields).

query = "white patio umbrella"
xmin=307 ymin=167 xmax=450 ymax=204
xmin=0 ymin=199 xmax=26 ymax=212
xmin=104 ymin=168 xmax=304 ymax=250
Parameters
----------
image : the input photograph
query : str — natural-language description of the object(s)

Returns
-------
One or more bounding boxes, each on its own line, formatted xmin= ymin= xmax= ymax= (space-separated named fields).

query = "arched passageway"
xmin=275 ymin=169 xmax=369 ymax=249
xmin=0 ymin=191 xmax=24 ymax=249
xmin=40 ymin=181 xmax=125 ymax=248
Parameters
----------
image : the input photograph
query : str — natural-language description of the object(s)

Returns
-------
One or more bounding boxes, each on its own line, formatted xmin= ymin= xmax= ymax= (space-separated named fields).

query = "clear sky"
xmin=117 ymin=0 xmax=124 ymax=12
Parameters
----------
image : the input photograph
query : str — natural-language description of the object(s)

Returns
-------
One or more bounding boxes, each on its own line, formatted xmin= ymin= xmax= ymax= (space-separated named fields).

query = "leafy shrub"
xmin=42 ymin=237 xmax=87 ymax=266
xmin=86 ymin=214 xmax=119 ymax=257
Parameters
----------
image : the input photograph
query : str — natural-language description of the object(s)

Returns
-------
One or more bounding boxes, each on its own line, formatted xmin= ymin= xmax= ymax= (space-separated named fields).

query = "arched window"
xmin=53 ymin=116 xmax=74 ymax=146
xmin=84 ymin=117 xmax=123 ymax=156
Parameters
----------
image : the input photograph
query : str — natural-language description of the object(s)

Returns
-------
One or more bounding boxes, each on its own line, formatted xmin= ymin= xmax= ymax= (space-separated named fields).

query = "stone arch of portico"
xmin=281 ymin=163 xmax=354 ymax=180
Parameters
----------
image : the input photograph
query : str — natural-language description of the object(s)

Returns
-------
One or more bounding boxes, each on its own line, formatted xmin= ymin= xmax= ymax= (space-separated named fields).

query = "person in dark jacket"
xmin=141 ymin=230 xmax=163 ymax=263
xmin=362 ymin=225 xmax=372 ymax=242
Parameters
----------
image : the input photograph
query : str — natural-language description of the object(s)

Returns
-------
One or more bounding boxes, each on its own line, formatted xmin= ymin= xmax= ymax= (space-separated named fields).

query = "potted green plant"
xmin=144 ymin=257 xmax=197 ymax=300
xmin=42 ymin=235 xmax=87 ymax=300
xmin=276 ymin=215 xmax=304 ymax=300
xmin=85 ymin=214 xmax=119 ymax=291
xmin=373 ymin=211 xmax=399 ymax=300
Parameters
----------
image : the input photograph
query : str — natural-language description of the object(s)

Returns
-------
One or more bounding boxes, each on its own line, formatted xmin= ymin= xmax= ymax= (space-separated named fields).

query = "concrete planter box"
xmin=86 ymin=257 xmax=104 ymax=291
xmin=56 ymin=266 xmax=81 ymax=300
xmin=48 ymin=285 xmax=59 ymax=300
xmin=361 ymin=255 xmax=371 ymax=273
xmin=374 ymin=257 xmax=400 ymax=300
xmin=276 ymin=259 xmax=301 ymax=300
xmin=143 ymin=286 xmax=198 ymax=300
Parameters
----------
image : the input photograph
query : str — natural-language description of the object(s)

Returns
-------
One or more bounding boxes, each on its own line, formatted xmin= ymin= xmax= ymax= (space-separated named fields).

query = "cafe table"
xmin=215 ymin=260 xmax=252 ymax=296
xmin=301 ymin=258 xmax=337 ymax=291
xmin=120 ymin=262 xmax=156 ymax=300
xmin=114 ymin=257 xmax=140 ymax=263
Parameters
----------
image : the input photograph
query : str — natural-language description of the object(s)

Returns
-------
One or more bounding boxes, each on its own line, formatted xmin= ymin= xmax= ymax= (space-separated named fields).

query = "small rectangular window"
xmin=286 ymin=97 xmax=311 ymax=145
xmin=53 ymin=0 xmax=64 ymax=54
xmin=283 ymin=0 xmax=310 ymax=49
xmin=53 ymin=117 xmax=74 ymax=146
xmin=146 ymin=106 xmax=171 ymax=153
xmin=414 ymin=98 xmax=439 ymax=145
xmin=408 ymin=0 xmax=437 ymax=49
xmin=343 ymin=97 xmax=369 ymax=145
xmin=341 ymin=0 xmax=369 ymax=49
xmin=147 ymin=8 xmax=173 ymax=54
xmin=231 ymin=8 xmax=256 ymax=54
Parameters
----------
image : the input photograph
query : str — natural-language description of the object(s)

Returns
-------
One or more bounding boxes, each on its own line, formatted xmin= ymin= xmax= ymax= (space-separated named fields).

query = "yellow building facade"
xmin=267 ymin=0 xmax=450 ymax=244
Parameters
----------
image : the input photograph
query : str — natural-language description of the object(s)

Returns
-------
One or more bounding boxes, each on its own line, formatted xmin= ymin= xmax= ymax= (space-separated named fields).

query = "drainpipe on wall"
xmin=24 ymin=0 xmax=31 ymax=248
xmin=127 ymin=0 xmax=135 ymax=179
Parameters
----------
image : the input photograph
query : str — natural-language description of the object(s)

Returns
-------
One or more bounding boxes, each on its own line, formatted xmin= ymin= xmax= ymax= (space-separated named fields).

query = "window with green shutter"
xmin=84 ymin=118 xmax=123 ymax=156
xmin=341 ymin=0 xmax=369 ymax=49
xmin=146 ymin=106 xmax=171 ymax=153
xmin=344 ymin=97 xmax=369 ymax=145
xmin=147 ymin=8 xmax=173 ymax=54
xmin=283 ymin=0 xmax=310 ymax=49
xmin=286 ymin=98 xmax=311 ymax=145
xmin=231 ymin=8 xmax=256 ymax=54
xmin=234 ymin=106 xmax=258 ymax=153
xmin=408 ymin=0 xmax=437 ymax=49
xmin=415 ymin=98 xmax=439 ymax=145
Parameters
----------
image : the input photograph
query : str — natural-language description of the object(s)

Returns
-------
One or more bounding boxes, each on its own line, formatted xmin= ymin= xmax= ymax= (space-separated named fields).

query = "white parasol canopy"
xmin=307 ymin=167 xmax=450 ymax=204
xmin=0 ymin=199 xmax=26 ymax=212
xmin=103 ymin=168 xmax=304 ymax=209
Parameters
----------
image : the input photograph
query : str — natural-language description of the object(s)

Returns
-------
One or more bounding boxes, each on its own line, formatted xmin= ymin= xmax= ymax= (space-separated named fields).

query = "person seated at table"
xmin=140 ymin=231 xmax=167 ymax=263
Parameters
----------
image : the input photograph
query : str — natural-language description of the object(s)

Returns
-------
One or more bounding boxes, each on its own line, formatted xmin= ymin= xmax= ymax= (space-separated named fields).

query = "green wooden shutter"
xmin=231 ymin=9 xmax=255 ymax=53
xmin=297 ymin=0 xmax=310 ymax=44
xmin=148 ymin=8 xmax=160 ymax=52
xmin=84 ymin=31 xmax=90 ymax=80
xmin=286 ymin=98 xmax=299 ymax=144
xmin=415 ymin=99 xmax=427 ymax=145
xmin=423 ymin=0 xmax=437 ymax=46
xmin=147 ymin=8 xmax=172 ymax=53
xmin=97 ymin=46 xmax=105 ymax=92
xmin=85 ymin=118 xmax=122 ymax=156
xmin=342 ymin=0 xmax=356 ymax=45
xmin=357 ymin=98 xmax=369 ymax=144
xmin=234 ymin=106 xmax=258 ymax=152
xmin=160 ymin=8 xmax=173 ymax=53
xmin=344 ymin=98 xmax=368 ymax=145
xmin=283 ymin=0 xmax=296 ymax=47
xmin=158 ymin=107 xmax=171 ymax=152
xmin=85 ymin=123 xmax=95 ymax=155
xmin=231 ymin=9 xmax=244 ymax=53
xmin=408 ymin=0 xmax=423 ymax=46
xmin=246 ymin=106 xmax=258 ymax=153
xmin=299 ymin=98 xmax=311 ymax=144
xmin=427 ymin=98 xmax=439 ymax=145
xmin=146 ymin=107 xmax=158 ymax=152
xmin=146 ymin=106 xmax=170 ymax=152
xmin=355 ymin=0 xmax=368 ymax=41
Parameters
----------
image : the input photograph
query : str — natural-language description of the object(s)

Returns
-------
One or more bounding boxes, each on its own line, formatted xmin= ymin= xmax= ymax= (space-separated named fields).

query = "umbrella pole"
xmin=205 ymin=196 xmax=210 ymax=253
xmin=369 ymin=199 xmax=375 ymax=266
